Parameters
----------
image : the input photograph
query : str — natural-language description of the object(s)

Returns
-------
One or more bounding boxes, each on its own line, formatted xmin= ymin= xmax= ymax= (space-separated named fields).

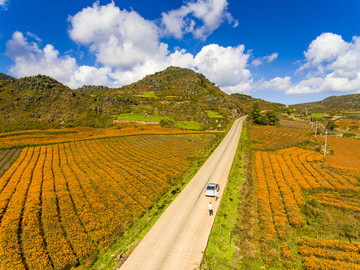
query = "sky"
xmin=1 ymin=0 xmax=360 ymax=105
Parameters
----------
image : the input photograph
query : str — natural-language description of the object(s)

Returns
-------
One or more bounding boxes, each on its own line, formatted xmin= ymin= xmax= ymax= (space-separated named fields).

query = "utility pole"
xmin=324 ymin=129 xmax=328 ymax=157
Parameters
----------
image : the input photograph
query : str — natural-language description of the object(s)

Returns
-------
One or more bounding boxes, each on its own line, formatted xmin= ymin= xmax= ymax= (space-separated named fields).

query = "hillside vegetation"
xmin=292 ymin=94 xmax=360 ymax=113
xmin=0 ymin=67 xmax=246 ymax=132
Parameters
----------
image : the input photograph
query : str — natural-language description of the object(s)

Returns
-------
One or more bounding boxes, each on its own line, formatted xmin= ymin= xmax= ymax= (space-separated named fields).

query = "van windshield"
xmin=207 ymin=186 xmax=215 ymax=190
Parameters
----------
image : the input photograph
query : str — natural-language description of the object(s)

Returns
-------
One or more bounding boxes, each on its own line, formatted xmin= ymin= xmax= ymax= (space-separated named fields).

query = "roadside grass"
xmin=200 ymin=121 xmax=248 ymax=269
xmin=86 ymin=132 xmax=227 ymax=270
xmin=205 ymin=110 xmax=225 ymax=119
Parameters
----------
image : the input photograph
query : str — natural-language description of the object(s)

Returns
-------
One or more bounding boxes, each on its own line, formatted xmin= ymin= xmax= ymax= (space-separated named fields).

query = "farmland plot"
xmin=319 ymin=137 xmax=360 ymax=169
xmin=0 ymin=149 xmax=21 ymax=177
xmin=254 ymin=146 xmax=360 ymax=269
xmin=0 ymin=133 xmax=215 ymax=270
xmin=250 ymin=125 xmax=312 ymax=150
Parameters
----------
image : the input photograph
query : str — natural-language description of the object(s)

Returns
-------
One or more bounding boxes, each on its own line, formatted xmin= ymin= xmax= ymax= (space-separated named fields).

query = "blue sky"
xmin=1 ymin=0 xmax=360 ymax=104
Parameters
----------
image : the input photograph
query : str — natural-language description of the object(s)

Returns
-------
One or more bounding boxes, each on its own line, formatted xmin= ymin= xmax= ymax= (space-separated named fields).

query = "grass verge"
xmin=199 ymin=120 xmax=248 ymax=269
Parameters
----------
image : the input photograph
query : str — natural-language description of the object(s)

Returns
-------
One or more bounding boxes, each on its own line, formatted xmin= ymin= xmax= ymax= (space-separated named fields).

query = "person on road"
xmin=215 ymin=189 xmax=218 ymax=201
xmin=208 ymin=202 xmax=213 ymax=216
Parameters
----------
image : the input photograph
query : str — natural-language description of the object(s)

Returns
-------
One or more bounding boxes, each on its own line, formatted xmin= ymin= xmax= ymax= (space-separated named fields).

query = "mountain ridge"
xmin=4 ymin=67 xmax=358 ymax=132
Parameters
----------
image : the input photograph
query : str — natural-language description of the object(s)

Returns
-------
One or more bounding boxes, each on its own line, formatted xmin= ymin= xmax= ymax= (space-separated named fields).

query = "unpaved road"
xmin=120 ymin=116 xmax=246 ymax=270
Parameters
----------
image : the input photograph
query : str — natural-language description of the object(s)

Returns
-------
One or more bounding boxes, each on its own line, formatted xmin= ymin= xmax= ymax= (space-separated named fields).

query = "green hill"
xmin=0 ymin=67 xmax=246 ymax=132
xmin=113 ymin=66 xmax=244 ymax=130
xmin=292 ymin=94 xmax=360 ymax=112
xmin=231 ymin=93 xmax=285 ymax=112
xmin=0 ymin=74 xmax=106 ymax=132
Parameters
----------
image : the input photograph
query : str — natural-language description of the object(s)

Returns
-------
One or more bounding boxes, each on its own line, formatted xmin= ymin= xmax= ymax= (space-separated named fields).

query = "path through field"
xmin=120 ymin=116 xmax=246 ymax=270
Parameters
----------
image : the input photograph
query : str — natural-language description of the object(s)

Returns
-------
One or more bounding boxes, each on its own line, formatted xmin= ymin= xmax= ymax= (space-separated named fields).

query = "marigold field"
xmin=317 ymin=137 xmax=360 ymax=170
xmin=0 ymin=133 xmax=215 ymax=270
xmin=249 ymin=124 xmax=360 ymax=269
xmin=0 ymin=121 xmax=201 ymax=149
xmin=250 ymin=125 xmax=312 ymax=150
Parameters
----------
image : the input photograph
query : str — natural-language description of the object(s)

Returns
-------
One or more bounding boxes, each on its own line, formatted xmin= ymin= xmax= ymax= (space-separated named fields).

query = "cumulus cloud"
xmin=5 ymin=31 xmax=113 ymax=88
xmin=300 ymin=33 xmax=350 ymax=70
xmin=68 ymin=2 xmax=168 ymax=69
xmin=257 ymin=76 xmax=291 ymax=91
xmin=0 ymin=0 xmax=9 ymax=9
xmin=288 ymin=33 xmax=360 ymax=94
xmin=257 ymin=33 xmax=360 ymax=95
xmin=194 ymin=44 xmax=252 ymax=93
xmin=252 ymin=52 xmax=278 ymax=66
xmin=6 ymin=2 xmax=254 ymax=92
xmin=161 ymin=0 xmax=238 ymax=40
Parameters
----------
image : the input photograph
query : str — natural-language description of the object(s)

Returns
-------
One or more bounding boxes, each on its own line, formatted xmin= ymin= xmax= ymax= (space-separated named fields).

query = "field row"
xmin=0 ymin=121 xmax=202 ymax=148
xmin=318 ymin=137 xmax=360 ymax=170
xmin=0 ymin=149 xmax=21 ymax=177
xmin=298 ymin=237 xmax=360 ymax=269
xmin=309 ymin=193 xmax=360 ymax=212
xmin=0 ymin=134 xmax=215 ymax=270
xmin=250 ymin=125 xmax=312 ymax=150
xmin=255 ymin=146 xmax=360 ymax=268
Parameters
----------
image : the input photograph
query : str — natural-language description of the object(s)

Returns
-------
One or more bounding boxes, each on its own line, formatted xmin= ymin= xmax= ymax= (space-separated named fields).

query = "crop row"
xmin=298 ymin=237 xmax=360 ymax=269
xmin=309 ymin=193 xmax=360 ymax=212
xmin=254 ymin=146 xmax=360 ymax=267
xmin=0 ymin=148 xmax=22 ymax=178
xmin=255 ymin=147 xmax=359 ymax=237
xmin=0 ymin=134 xmax=215 ymax=269
xmin=250 ymin=125 xmax=312 ymax=150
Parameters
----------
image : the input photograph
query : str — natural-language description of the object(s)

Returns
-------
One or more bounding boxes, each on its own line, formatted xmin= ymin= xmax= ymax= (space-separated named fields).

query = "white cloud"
xmin=194 ymin=44 xmax=252 ymax=93
xmin=302 ymin=33 xmax=350 ymax=68
xmin=287 ymin=33 xmax=360 ymax=94
xmin=5 ymin=31 xmax=113 ymax=88
xmin=6 ymin=2 xmax=253 ymax=93
xmin=257 ymin=33 xmax=360 ymax=95
xmin=252 ymin=52 xmax=278 ymax=66
xmin=0 ymin=0 xmax=9 ymax=9
xmin=257 ymin=76 xmax=291 ymax=91
xmin=161 ymin=0 xmax=238 ymax=40
xmin=68 ymin=2 xmax=168 ymax=69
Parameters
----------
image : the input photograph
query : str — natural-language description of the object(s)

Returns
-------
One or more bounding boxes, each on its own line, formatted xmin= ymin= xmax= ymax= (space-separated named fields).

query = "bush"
xmin=159 ymin=118 xmax=175 ymax=128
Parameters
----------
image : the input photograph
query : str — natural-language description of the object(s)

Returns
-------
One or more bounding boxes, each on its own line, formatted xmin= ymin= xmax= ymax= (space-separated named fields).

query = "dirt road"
xmin=120 ymin=116 xmax=246 ymax=270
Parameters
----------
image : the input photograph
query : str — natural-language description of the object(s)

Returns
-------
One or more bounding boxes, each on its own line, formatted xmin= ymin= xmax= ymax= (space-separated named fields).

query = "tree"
xmin=250 ymin=103 xmax=261 ymax=120
xmin=256 ymin=115 xmax=269 ymax=125
xmin=326 ymin=120 xmax=337 ymax=131
xmin=266 ymin=110 xmax=279 ymax=125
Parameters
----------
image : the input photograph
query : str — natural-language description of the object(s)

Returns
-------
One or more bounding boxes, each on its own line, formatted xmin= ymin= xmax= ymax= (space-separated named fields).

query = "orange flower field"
xmin=319 ymin=137 xmax=360 ymax=170
xmin=0 ymin=133 xmax=215 ymax=269
xmin=255 ymin=146 xmax=360 ymax=269
xmin=250 ymin=125 xmax=312 ymax=150
xmin=0 ymin=149 xmax=21 ymax=177
xmin=0 ymin=121 xmax=203 ymax=149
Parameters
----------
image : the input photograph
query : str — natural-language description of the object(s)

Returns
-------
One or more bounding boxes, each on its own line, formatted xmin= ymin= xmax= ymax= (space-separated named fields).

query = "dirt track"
xmin=120 ymin=117 xmax=246 ymax=270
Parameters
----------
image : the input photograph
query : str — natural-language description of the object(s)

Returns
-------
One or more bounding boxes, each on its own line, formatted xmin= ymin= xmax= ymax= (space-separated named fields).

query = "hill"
xmin=1 ymin=67 xmax=292 ymax=132
xmin=231 ymin=93 xmax=285 ymax=112
xmin=0 ymin=67 xmax=248 ymax=132
xmin=292 ymin=94 xmax=360 ymax=112
xmin=112 ymin=66 xmax=244 ymax=130
xmin=0 ymin=74 xmax=109 ymax=132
